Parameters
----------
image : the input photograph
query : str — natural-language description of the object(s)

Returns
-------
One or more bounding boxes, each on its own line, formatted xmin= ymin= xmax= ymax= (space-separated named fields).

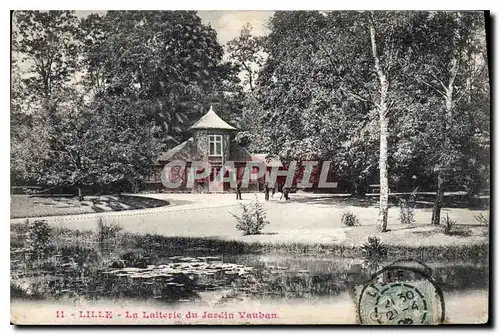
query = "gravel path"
xmin=10 ymin=193 xmax=489 ymax=246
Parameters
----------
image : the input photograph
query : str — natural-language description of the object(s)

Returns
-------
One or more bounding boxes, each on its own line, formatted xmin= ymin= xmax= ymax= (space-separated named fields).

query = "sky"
xmin=74 ymin=10 xmax=274 ymax=45
xmin=198 ymin=11 xmax=273 ymax=44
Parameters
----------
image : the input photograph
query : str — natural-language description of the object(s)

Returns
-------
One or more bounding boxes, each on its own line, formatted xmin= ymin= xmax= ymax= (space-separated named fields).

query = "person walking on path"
xmin=280 ymin=186 xmax=290 ymax=201
xmin=264 ymin=181 xmax=270 ymax=201
xmin=236 ymin=179 xmax=242 ymax=200
xmin=283 ymin=186 xmax=290 ymax=200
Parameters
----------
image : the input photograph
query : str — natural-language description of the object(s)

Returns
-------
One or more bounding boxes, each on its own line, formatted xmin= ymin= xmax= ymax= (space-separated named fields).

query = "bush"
xmin=474 ymin=213 xmax=489 ymax=226
xmin=475 ymin=213 xmax=489 ymax=237
xmin=361 ymin=236 xmax=388 ymax=260
xmin=398 ymin=197 xmax=416 ymax=225
xmin=441 ymin=214 xmax=471 ymax=237
xmin=341 ymin=211 xmax=360 ymax=227
xmin=96 ymin=217 xmax=123 ymax=252
xmin=25 ymin=219 xmax=51 ymax=256
xmin=231 ymin=195 xmax=269 ymax=235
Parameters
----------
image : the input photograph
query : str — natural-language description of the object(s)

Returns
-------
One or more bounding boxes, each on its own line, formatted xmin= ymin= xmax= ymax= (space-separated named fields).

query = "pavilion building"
xmin=146 ymin=106 xmax=338 ymax=193
xmin=146 ymin=106 xmax=273 ymax=192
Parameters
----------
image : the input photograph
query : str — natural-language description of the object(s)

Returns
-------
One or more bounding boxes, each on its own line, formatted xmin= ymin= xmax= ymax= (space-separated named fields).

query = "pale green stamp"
xmin=356 ymin=265 xmax=445 ymax=325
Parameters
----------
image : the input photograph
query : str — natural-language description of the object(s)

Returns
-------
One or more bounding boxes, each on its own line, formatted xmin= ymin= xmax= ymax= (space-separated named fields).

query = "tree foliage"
xmin=395 ymin=12 xmax=489 ymax=224
xmin=12 ymin=10 xmax=242 ymax=194
xmin=12 ymin=11 xmax=79 ymax=99
xmin=11 ymin=88 xmax=162 ymax=195
xmin=79 ymin=10 xmax=242 ymax=146
xmin=227 ymin=23 xmax=266 ymax=92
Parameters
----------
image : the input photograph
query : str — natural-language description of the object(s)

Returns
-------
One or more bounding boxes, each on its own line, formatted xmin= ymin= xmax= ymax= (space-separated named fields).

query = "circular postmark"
xmin=357 ymin=262 xmax=445 ymax=325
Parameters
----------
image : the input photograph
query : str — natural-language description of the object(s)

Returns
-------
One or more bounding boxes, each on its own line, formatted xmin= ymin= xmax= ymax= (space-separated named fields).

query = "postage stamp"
xmin=356 ymin=261 xmax=445 ymax=325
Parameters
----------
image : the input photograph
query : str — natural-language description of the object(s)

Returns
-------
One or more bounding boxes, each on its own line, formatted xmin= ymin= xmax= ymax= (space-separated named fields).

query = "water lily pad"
xmin=121 ymin=267 xmax=142 ymax=272
xmin=115 ymin=273 xmax=129 ymax=277
xmin=224 ymin=271 xmax=239 ymax=275
xmin=166 ymin=282 xmax=179 ymax=286
xmin=179 ymin=257 xmax=199 ymax=263
xmin=198 ymin=256 xmax=221 ymax=261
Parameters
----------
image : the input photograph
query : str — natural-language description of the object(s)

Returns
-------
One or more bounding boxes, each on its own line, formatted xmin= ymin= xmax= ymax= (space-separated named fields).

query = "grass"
xmin=10 ymin=193 xmax=489 ymax=245
xmin=10 ymin=194 xmax=170 ymax=219
xmin=10 ymin=221 xmax=489 ymax=263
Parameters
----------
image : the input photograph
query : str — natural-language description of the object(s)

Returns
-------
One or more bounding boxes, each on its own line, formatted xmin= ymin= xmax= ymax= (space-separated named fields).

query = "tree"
xmin=368 ymin=13 xmax=390 ymax=231
xmin=250 ymin=11 xmax=419 ymax=232
xmin=361 ymin=12 xmax=421 ymax=231
xmin=11 ymin=10 xmax=82 ymax=188
xmin=12 ymin=11 xmax=79 ymax=100
xmin=226 ymin=23 xmax=266 ymax=92
xmin=11 ymin=61 xmax=33 ymax=139
xmin=12 ymin=11 xmax=241 ymax=196
xmin=317 ymin=11 xmax=419 ymax=232
xmin=404 ymin=12 xmax=488 ymax=224
xmin=78 ymin=13 xmax=111 ymax=97
xmin=79 ymin=11 xmax=240 ymax=147
xmin=244 ymin=11 xmax=360 ymax=160
xmin=12 ymin=90 xmax=162 ymax=199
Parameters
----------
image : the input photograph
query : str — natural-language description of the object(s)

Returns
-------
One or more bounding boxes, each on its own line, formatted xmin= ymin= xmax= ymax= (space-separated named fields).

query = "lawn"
xmin=126 ymin=192 xmax=490 ymax=248
xmin=11 ymin=192 xmax=490 ymax=251
xmin=10 ymin=194 xmax=171 ymax=219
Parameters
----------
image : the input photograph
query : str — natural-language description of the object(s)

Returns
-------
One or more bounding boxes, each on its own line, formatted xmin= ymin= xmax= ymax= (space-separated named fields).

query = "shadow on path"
xmin=286 ymin=193 xmax=489 ymax=210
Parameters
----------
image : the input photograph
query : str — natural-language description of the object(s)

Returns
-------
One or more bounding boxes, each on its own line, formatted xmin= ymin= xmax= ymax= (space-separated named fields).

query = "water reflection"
xmin=11 ymin=252 xmax=488 ymax=304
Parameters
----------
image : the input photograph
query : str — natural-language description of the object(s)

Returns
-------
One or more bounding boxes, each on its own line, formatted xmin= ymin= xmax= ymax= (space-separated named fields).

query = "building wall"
xmin=193 ymin=129 xmax=232 ymax=163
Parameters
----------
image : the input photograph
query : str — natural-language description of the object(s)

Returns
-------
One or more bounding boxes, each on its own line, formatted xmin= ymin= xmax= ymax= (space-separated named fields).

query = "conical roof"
xmin=189 ymin=106 xmax=237 ymax=131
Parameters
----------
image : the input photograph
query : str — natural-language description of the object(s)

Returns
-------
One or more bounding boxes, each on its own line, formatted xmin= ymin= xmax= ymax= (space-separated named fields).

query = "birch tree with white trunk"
xmin=406 ymin=11 xmax=487 ymax=225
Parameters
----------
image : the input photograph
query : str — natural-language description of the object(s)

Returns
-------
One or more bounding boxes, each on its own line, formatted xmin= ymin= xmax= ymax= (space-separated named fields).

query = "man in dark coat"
xmin=282 ymin=186 xmax=290 ymax=201
xmin=264 ymin=182 xmax=270 ymax=201
xmin=236 ymin=179 xmax=242 ymax=200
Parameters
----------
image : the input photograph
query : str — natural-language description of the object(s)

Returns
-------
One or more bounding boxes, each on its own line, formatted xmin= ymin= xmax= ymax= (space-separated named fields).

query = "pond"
xmin=11 ymin=252 xmax=489 ymax=307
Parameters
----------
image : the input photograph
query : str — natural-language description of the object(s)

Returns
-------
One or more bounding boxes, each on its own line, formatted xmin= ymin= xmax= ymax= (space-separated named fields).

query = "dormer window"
xmin=209 ymin=134 xmax=223 ymax=156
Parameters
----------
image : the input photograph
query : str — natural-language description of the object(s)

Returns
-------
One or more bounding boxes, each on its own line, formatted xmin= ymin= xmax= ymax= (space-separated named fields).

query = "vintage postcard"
xmin=10 ymin=10 xmax=490 ymax=325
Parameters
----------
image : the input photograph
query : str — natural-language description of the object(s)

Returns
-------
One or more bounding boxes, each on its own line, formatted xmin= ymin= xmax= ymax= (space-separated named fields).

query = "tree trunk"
xmin=378 ymin=112 xmax=389 ymax=232
xmin=77 ymin=186 xmax=83 ymax=201
xmin=349 ymin=179 xmax=358 ymax=196
xmin=431 ymin=170 xmax=444 ymax=225
xmin=370 ymin=13 xmax=390 ymax=233
xmin=431 ymin=58 xmax=458 ymax=225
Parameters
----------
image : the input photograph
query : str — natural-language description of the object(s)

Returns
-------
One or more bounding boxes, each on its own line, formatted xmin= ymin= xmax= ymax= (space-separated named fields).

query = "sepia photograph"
xmin=9 ymin=9 xmax=490 ymax=325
